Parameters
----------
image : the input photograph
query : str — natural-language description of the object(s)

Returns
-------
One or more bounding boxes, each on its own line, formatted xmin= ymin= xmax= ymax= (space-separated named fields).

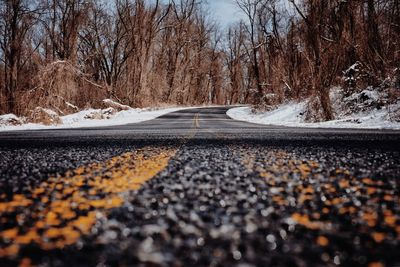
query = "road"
xmin=0 ymin=107 xmax=399 ymax=267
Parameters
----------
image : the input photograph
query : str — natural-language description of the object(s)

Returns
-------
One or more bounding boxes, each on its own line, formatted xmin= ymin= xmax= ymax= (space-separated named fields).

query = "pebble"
xmin=0 ymin=142 xmax=399 ymax=266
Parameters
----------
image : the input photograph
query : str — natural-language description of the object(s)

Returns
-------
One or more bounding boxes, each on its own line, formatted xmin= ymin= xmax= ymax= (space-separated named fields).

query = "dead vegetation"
xmin=0 ymin=0 xmax=399 ymax=121
xmin=24 ymin=61 xmax=106 ymax=115
xmin=28 ymin=107 xmax=62 ymax=125
xmin=0 ymin=114 xmax=23 ymax=126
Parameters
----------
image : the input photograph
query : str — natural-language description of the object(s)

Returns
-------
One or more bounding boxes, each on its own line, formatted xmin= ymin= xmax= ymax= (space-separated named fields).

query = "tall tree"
xmin=0 ymin=0 xmax=39 ymax=113
xmin=289 ymin=0 xmax=334 ymax=120
xmin=236 ymin=0 xmax=265 ymax=105
xmin=42 ymin=0 xmax=88 ymax=62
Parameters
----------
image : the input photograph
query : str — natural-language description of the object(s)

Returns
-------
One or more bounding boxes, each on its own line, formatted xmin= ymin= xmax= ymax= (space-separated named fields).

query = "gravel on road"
xmin=0 ymin=139 xmax=399 ymax=267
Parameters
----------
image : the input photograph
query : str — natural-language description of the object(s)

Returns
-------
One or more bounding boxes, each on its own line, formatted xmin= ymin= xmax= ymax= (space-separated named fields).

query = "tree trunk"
xmin=367 ymin=0 xmax=385 ymax=78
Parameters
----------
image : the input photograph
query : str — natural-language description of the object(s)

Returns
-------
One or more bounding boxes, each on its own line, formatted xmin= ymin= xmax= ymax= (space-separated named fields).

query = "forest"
xmin=0 ymin=0 xmax=399 ymax=122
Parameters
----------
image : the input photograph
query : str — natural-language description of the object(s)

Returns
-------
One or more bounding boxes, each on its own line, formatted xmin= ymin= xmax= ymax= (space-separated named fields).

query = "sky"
xmin=206 ymin=0 xmax=246 ymax=28
xmin=155 ymin=0 xmax=296 ymax=29
xmin=157 ymin=0 xmax=246 ymax=29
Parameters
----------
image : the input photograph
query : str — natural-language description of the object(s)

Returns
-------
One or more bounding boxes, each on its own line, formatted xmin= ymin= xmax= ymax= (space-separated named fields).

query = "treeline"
xmin=228 ymin=0 xmax=399 ymax=120
xmin=0 ymin=0 xmax=399 ymax=120
xmin=0 ymin=0 xmax=226 ymax=115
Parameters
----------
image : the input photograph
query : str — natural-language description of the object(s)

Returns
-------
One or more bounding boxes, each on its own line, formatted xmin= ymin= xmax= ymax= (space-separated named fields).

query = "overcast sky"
xmin=157 ymin=0 xmax=246 ymax=28
xmin=157 ymin=0 xmax=295 ymax=28
xmin=206 ymin=0 xmax=246 ymax=28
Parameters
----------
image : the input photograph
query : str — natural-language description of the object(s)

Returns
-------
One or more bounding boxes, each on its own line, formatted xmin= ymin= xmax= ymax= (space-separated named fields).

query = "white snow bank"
xmin=0 ymin=107 xmax=186 ymax=131
xmin=102 ymin=99 xmax=131 ymax=111
xmin=344 ymin=89 xmax=380 ymax=104
xmin=229 ymin=102 xmax=306 ymax=126
xmin=0 ymin=113 xmax=24 ymax=126
xmin=227 ymin=102 xmax=400 ymax=130
xmin=0 ymin=113 xmax=20 ymax=121
xmin=29 ymin=107 xmax=62 ymax=125
xmin=65 ymin=101 xmax=79 ymax=110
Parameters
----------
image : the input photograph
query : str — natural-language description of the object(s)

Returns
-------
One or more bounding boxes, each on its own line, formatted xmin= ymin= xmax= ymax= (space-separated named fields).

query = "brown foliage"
xmin=0 ymin=0 xmax=398 ymax=121
xmin=22 ymin=60 xmax=105 ymax=115
xmin=227 ymin=0 xmax=399 ymax=121
xmin=28 ymin=107 xmax=62 ymax=125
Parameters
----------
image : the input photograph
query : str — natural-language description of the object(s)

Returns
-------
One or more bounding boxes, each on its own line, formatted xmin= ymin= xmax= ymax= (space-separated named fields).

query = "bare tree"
xmin=0 ymin=0 xmax=398 ymax=118
xmin=288 ymin=0 xmax=334 ymax=120
xmin=41 ymin=0 xmax=88 ymax=62
xmin=0 ymin=0 xmax=39 ymax=113
xmin=226 ymin=22 xmax=247 ymax=104
xmin=236 ymin=0 xmax=266 ymax=105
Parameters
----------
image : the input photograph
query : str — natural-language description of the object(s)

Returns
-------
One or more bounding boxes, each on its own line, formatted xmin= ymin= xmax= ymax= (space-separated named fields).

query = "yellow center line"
xmin=0 ymin=111 xmax=202 ymax=260
xmin=0 ymin=146 xmax=177 ymax=257
xmin=240 ymin=149 xmax=399 ymax=244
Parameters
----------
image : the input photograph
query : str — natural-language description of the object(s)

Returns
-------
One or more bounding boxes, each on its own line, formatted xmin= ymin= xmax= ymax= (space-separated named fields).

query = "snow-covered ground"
xmin=227 ymin=102 xmax=400 ymax=130
xmin=0 ymin=107 xmax=186 ymax=131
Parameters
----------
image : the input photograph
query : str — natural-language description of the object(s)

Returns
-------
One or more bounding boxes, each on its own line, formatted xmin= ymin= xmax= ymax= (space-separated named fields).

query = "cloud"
xmin=207 ymin=0 xmax=246 ymax=28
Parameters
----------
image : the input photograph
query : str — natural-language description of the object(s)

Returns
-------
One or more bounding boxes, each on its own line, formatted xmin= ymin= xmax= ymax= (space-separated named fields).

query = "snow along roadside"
xmin=0 ymin=107 xmax=188 ymax=131
xmin=226 ymin=104 xmax=400 ymax=130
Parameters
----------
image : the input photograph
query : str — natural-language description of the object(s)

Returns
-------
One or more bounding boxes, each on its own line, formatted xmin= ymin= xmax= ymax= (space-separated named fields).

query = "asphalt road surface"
xmin=0 ymin=107 xmax=399 ymax=267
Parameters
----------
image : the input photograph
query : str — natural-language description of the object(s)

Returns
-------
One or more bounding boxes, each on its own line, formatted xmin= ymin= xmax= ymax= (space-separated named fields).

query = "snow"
xmin=0 ymin=113 xmax=24 ymax=126
xmin=228 ymin=102 xmax=307 ymax=126
xmin=37 ymin=107 xmax=58 ymax=117
xmin=102 ymin=99 xmax=131 ymax=110
xmin=65 ymin=101 xmax=78 ymax=110
xmin=0 ymin=107 xmax=186 ymax=131
xmin=343 ymin=62 xmax=360 ymax=82
xmin=343 ymin=62 xmax=360 ymax=75
xmin=227 ymin=102 xmax=400 ymax=130
xmin=344 ymin=88 xmax=380 ymax=103
xmin=0 ymin=114 xmax=20 ymax=121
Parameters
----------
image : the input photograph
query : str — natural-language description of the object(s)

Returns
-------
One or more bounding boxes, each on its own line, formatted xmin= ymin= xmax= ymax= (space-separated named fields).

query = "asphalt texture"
xmin=0 ymin=107 xmax=399 ymax=267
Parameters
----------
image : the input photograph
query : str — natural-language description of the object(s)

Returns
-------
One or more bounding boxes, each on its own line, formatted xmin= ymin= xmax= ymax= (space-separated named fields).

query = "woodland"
xmin=0 ymin=0 xmax=399 ymax=121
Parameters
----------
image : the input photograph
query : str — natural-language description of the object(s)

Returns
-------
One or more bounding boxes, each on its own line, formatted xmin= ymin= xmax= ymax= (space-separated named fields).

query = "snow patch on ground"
xmin=229 ymin=102 xmax=307 ymax=126
xmin=0 ymin=114 xmax=20 ymax=121
xmin=0 ymin=107 xmax=186 ymax=131
xmin=65 ymin=101 xmax=78 ymax=110
xmin=102 ymin=99 xmax=131 ymax=111
xmin=0 ymin=113 xmax=24 ymax=126
xmin=227 ymin=102 xmax=400 ymax=130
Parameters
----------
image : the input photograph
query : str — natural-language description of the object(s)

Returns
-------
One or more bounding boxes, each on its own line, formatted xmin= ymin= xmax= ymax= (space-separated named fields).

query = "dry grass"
xmin=20 ymin=61 xmax=106 ymax=116
xmin=27 ymin=107 xmax=62 ymax=125
xmin=303 ymin=96 xmax=327 ymax=123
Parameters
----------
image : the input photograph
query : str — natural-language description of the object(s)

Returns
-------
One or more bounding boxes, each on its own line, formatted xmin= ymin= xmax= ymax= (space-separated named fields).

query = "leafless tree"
xmin=0 ymin=0 xmax=398 ymax=118
xmin=236 ymin=0 xmax=265 ymax=105
xmin=0 ymin=0 xmax=40 ymax=113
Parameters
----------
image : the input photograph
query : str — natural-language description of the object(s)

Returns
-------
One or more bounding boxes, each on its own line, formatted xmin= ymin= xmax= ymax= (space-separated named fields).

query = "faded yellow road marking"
xmin=240 ymin=149 xmax=399 ymax=241
xmin=0 ymin=147 xmax=177 ymax=257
